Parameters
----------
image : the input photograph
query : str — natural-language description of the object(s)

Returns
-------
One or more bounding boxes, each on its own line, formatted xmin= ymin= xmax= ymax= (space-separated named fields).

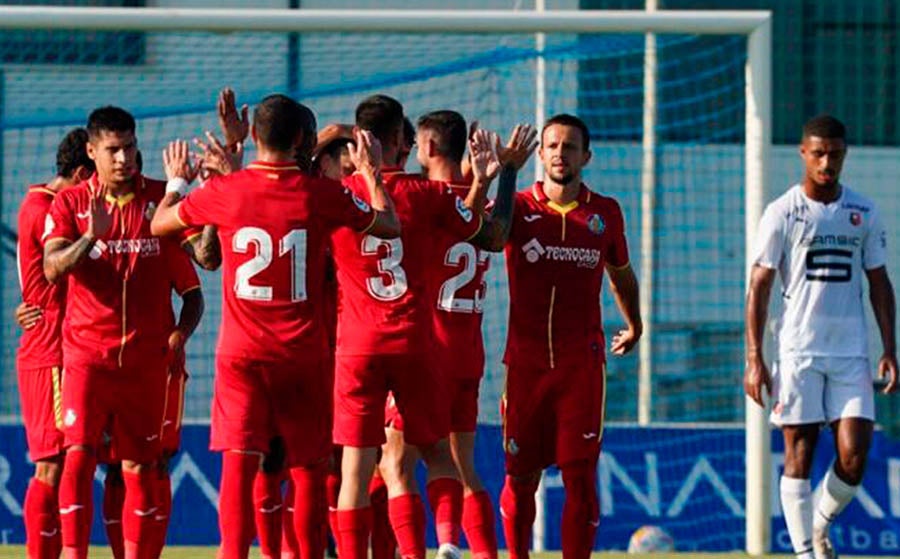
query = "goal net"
xmin=0 ymin=6 xmax=772 ymax=553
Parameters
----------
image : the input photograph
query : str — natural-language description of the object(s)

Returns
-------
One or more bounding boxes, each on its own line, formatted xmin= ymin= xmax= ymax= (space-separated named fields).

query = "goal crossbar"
xmin=0 ymin=6 xmax=773 ymax=556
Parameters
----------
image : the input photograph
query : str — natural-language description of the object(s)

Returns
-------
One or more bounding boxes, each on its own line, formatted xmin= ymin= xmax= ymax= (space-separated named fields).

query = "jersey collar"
xmin=247 ymin=160 xmax=301 ymax=172
xmin=88 ymin=173 xmax=142 ymax=208
xmin=531 ymin=181 xmax=592 ymax=214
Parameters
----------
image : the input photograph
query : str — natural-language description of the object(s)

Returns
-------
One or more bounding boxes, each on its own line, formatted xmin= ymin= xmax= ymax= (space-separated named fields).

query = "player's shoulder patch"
xmin=455 ymin=196 xmax=474 ymax=223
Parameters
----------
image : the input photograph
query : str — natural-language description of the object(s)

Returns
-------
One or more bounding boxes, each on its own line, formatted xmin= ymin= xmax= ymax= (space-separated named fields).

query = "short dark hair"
xmin=542 ymin=113 xmax=591 ymax=151
xmin=86 ymin=106 xmax=136 ymax=140
xmin=417 ymin=110 xmax=468 ymax=164
xmin=294 ymin=102 xmax=318 ymax=172
xmin=253 ymin=94 xmax=313 ymax=153
xmin=403 ymin=117 xmax=415 ymax=149
xmin=56 ymin=127 xmax=93 ymax=179
xmin=802 ymin=114 xmax=846 ymax=141
xmin=355 ymin=94 xmax=404 ymax=145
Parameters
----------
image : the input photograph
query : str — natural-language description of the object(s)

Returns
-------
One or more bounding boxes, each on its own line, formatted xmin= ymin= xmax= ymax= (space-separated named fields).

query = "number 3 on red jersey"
xmin=362 ymin=235 xmax=408 ymax=301
xmin=233 ymin=226 xmax=307 ymax=302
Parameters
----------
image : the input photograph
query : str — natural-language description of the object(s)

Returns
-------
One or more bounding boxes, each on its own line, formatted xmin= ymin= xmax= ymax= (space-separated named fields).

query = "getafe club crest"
xmin=587 ymin=213 xmax=605 ymax=235
xmin=850 ymin=211 xmax=862 ymax=226
xmin=145 ymin=201 xmax=157 ymax=221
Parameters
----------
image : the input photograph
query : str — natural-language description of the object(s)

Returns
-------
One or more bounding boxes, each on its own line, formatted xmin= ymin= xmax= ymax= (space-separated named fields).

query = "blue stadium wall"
xmin=2 ymin=423 xmax=900 ymax=554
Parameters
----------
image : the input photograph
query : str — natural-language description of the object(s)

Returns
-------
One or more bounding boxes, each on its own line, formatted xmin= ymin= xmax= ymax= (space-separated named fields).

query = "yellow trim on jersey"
xmin=359 ymin=212 xmax=379 ymax=235
xmin=598 ymin=363 xmax=607 ymax=443
xmin=178 ymin=284 xmax=202 ymax=297
xmin=31 ymin=187 xmax=57 ymax=197
xmin=105 ymin=192 xmax=135 ymax=208
xmin=118 ymin=280 xmax=127 ymax=368
xmin=547 ymin=286 xmax=556 ymax=370
xmin=605 ymin=261 xmax=632 ymax=272
xmin=51 ymin=367 xmax=63 ymax=429
xmin=247 ymin=163 xmax=301 ymax=172
xmin=464 ymin=214 xmax=485 ymax=242
xmin=547 ymin=200 xmax=579 ymax=215
xmin=181 ymin=231 xmax=202 ymax=246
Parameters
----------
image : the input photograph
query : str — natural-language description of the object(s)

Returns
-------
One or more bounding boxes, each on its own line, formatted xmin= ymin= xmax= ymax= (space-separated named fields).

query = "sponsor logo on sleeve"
xmin=455 ymin=197 xmax=473 ymax=223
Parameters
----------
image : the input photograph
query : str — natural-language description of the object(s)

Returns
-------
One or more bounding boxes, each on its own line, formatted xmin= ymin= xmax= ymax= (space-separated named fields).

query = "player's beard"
xmin=547 ymin=169 xmax=576 ymax=186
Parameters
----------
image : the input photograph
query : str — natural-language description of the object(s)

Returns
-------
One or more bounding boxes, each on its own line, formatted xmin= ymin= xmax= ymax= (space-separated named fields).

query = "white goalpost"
xmin=0 ymin=5 xmax=772 ymax=554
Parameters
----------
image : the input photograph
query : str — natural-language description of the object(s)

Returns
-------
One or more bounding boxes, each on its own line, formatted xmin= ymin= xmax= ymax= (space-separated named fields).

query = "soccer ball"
xmin=627 ymin=525 xmax=675 ymax=553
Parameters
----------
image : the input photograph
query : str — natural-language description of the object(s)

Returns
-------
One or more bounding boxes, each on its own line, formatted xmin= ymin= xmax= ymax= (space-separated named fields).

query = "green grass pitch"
xmin=0 ymin=548 xmax=886 ymax=559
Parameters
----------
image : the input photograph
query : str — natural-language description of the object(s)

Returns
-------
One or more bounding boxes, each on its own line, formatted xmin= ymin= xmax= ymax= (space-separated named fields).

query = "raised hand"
xmin=469 ymin=128 xmax=502 ymax=181
xmin=195 ymin=131 xmax=243 ymax=178
xmin=217 ymin=87 xmax=249 ymax=149
xmin=163 ymin=139 xmax=200 ymax=183
xmin=498 ymin=124 xmax=539 ymax=170
xmin=87 ymin=184 xmax=113 ymax=240
xmin=348 ymin=128 xmax=382 ymax=177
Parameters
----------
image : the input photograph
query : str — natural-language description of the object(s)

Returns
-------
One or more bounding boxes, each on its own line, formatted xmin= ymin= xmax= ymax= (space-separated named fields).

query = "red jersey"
xmin=44 ymin=174 xmax=198 ymax=368
xmin=504 ymin=182 xmax=629 ymax=369
xmin=332 ymin=171 xmax=483 ymax=356
xmin=16 ymin=184 xmax=65 ymax=369
xmin=178 ymin=161 xmax=376 ymax=361
xmin=430 ymin=184 xmax=491 ymax=379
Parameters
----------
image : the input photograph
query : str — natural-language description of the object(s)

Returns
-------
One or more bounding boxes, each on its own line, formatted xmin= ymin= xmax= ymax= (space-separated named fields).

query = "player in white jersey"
xmin=745 ymin=115 xmax=897 ymax=559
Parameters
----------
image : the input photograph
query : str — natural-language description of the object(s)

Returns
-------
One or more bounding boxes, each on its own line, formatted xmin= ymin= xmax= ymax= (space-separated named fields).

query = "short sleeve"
xmin=863 ymin=207 xmax=887 ymax=270
xmin=43 ymin=190 xmax=79 ymax=245
xmin=178 ymin=176 xmax=229 ymax=228
xmin=752 ymin=203 xmax=785 ymax=270
xmin=166 ymin=242 xmax=201 ymax=295
xmin=433 ymin=186 xmax=483 ymax=241
xmin=605 ymin=200 xmax=630 ymax=269
xmin=322 ymin=174 xmax=376 ymax=232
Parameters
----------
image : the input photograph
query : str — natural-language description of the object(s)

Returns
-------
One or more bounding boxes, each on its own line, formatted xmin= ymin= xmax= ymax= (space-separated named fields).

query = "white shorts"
xmin=769 ymin=356 xmax=874 ymax=426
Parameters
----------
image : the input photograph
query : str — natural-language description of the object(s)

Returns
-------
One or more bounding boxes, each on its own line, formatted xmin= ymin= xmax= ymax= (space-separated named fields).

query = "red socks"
xmin=388 ymin=494 xmax=426 ymax=559
xmin=325 ymin=469 xmax=341 ymax=558
xmin=560 ymin=463 xmax=599 ymax=559
xmin=24 ymin=477 xmax=61 ymax=559
xmin=336 ymin=507 xmax=372 ymax=559
xmin=148 ymin=469 xmax=172 ymax=559
xmin=254 ymin=471 xmax=283 ymax=559
xmin=290 ymin=465 xmax=327 ymax=559
xmin=368 ymin=475 xmax=396 ymax=559
xmin=499 ymin=476 xmax=539 ymax=559
xmin=462 ymin=490 xmax=498 ymax=559
xmin=426 ymin=477 xmax=463 ymax=546
xmin=281 ymin=478 xmax=299 ymax=559
xmin=59 ymin=449 xmax=96 ymax=559
xmin=121 ymin=468 xmax=157 ymax=559
xmin=218 ymin=452 xmax=259 ymax=559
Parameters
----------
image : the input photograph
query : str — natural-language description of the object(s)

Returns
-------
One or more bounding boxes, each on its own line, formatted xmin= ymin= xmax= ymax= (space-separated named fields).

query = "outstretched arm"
xmin=744 ymin=265 xmax=776 ymax=406
xmin=348 ymin=129 xmax=401 ymax=239
xmin=44 ymin=186 xmax=111 ymax=283
xmin=867 ymin=266 xmax=897 ymax=393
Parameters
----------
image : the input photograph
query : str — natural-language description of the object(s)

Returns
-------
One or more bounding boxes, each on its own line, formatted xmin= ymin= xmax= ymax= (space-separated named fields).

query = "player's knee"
xmin=121 ymin=460 xmax=151 ymax=474
xmin=560 ymin=461 xmax=599 ymax=514
xmin=835 ymin=452 xmax=868 ymax=485
xmin=33 ymin=457 xmax=63 ymax=486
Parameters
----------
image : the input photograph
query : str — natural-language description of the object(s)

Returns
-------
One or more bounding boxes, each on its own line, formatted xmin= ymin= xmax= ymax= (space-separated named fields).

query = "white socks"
xmin=781 ymin=476 xmax=814 ymax=558
xmin=814 ymin=465 xmax=858 ymax=533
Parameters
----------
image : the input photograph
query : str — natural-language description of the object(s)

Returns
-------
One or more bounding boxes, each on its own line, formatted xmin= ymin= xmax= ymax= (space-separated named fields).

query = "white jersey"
xmin=753 ymin=184 xmax=887 ymax=358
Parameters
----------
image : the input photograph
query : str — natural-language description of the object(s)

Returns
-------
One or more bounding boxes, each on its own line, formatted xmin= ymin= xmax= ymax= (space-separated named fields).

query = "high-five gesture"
xmin=163 ymin=139 xmax=200 ymax=183
xmin=348 ymin=128 xmax=382 ymax=178
xmin=217 ymin=87 xmax=249 ymax=150
xmin=498 ymin=124 xmax=538 ymax=170
xmin=195 ymin=131 xmax=243 ymax=178
xmin=87 ymin=184 xmax=112 ymax=240
xmin=469 ymin=128 xmax=501 ymax=182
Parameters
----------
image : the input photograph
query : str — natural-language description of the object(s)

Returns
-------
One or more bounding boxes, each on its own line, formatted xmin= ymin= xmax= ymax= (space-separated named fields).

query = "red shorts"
xmin=17 ymin=366 xmax=65 ymax=462
xmin=385 ymin=377 xmax=480 ymax=434
xmin=502 ymin=356 xmax=606 ymax=476
xmin=161 ymin=359 xmax=188 ymax=455
xmin=333 ymin=352 xmax=448 ymax=448
xmin=210 ymin=355 xmax=332 ymax=466
xmin=61 ymin=360 xmax=168 ymax=464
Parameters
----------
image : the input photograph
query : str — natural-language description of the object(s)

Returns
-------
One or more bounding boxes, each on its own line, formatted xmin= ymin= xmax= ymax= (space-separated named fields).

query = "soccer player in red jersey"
xmin=15 ymin=128 xmax=93 ymax=559
xmin=42 ymin=107 xmax=204 ymax=559
xmin=487 ymin=114 xmax=641 ymax=559
xmin=330 ymin=97 xmax=516 ymax=559
xmin=151 ymin=94 xmax=400 ymax=559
